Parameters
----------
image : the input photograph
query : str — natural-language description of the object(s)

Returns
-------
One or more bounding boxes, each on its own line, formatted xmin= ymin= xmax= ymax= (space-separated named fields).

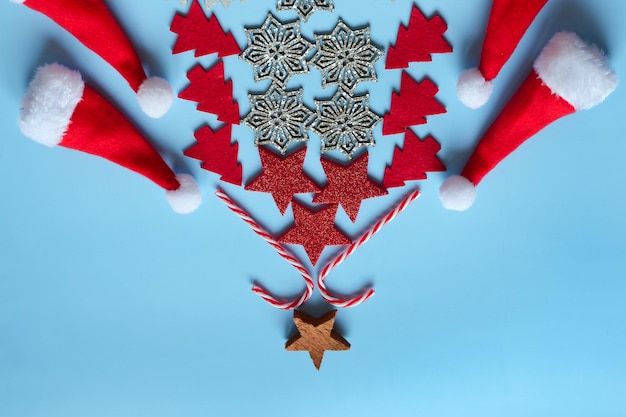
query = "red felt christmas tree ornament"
xmin=10 ymin=0 xmax=174 ymax=119
xmin=440 ymin=32 xmax=618 ymax=211
xmin=457 ymin=0 xmax=548 ymax=109
xmin=18 ymin=63 xmax=202 ymax=214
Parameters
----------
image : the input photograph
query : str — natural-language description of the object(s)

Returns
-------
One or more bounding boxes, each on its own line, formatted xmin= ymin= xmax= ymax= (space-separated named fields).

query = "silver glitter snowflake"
xmin=243 ymin=85 xmax=315 ymax=154
xmin=310 ymin=20 xmax=384 ymax=91
xmin=311 ymin=88 xmax=381 ymax=158
xmin=241 ymin=13 xmax=314 ymax=86
xmin=179 ymin=0 xmax=245 ymax=10
xmin=277 ymin=0 xmax=334 ymax=22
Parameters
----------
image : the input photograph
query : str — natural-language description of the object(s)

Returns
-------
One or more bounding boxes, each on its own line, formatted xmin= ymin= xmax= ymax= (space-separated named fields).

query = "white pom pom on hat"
xmin=442 ymin=32 xmax=618 ymax=211
xmin=12 ymin=0 xmax=173 ymax=118
xmin=18 ymin=63 xmax=201 ymax=213
xmin=137 ymin=77 xmax=175 ymax=119
xmin=457 ymin=0 xmax=549 ymax=109
xmin=166 ymin=174 xmax=203 ymax=214
xmin=457 ymin=68 xmax=493 ymax=109
xmin=439 ymin=175 xmax=477 ymax=211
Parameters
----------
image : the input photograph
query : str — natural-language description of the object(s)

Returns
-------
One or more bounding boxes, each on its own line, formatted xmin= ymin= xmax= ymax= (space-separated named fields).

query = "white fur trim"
xmin=137 ymin=77 xmax=174 ymax=119
xmin=165 ymin=174 xmax=202 ymax=214
xmin=10 ymin=0 xmax=26 ymax=3
xmin=457 ymin=68 xmax=493 ymax=109
xmin=18 ymin=63 xmax=85 ymax=147
xmin=534 ymin=32 xmax=618 ymax=111
xmin=439 ymin=175 xmax=477 ymax=211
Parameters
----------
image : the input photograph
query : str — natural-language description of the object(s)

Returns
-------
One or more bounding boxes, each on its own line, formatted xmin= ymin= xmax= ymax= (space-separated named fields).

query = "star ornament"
xmin=240 ymin=13 xmax=314 ymax=85
xmin=278 ymin=201 xmax=351 ymax=265
xmin=245 ymin=146 xmax=320 ymax=214
xmin=314 ymin=152 xmax=387 ymax=222
xmin=286 ymin=310 xmax=350 ymax=370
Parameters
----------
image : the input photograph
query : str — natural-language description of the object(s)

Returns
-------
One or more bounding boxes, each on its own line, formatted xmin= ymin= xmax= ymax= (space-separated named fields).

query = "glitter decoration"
xmin=277 ymin=0 xmax=334 ymax=22
xmin=245 ymin=146 xmax=321 ymax=215
xmin=179 ymin=0 xmax=247 ymax=11
xmin=241 ymin=13 xmax=314 ymax=86
xmin=243 ymin=85 xmax=315 ymax=154
xmin=310 ymin=20 xmax=384 ymax=91
xmin=311 ymin=88 xmax=381 ymax=158
xmin=278 ymin=201 xmax=351 ymax=266
xmin=313 ymin=152 xmax=388 ymax=222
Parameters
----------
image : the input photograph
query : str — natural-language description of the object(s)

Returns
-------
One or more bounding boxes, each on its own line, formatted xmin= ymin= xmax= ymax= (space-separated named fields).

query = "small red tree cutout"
xmin=184 ymin=124 xmax=242 ymax=186
xmin=171 ymin=1 xmax=241 ymax=58
xmin=386 ymin=5 xmax=452 ymax=69
xmin=383 ymin=72 xmax=446 ymax=135
xmin=383 ymin=130 xmax=446 ymax=189
xmin=179 ymin=62 xmax=240 ymax=125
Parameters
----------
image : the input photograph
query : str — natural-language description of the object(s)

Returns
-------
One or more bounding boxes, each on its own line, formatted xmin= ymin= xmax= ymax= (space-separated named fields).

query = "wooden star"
xmin=278 ymin=201 xmax=351 ymax=265
xmin=313 ymin=152 xmax=388 ymax=222
xmin=245 ymin=147 xmax=321 ymax=215
xmin=285 ymin=310 xmax=350 ymax=370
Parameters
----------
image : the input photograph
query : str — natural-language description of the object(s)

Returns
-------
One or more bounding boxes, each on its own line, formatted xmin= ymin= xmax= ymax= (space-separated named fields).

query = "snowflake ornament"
xmin=178 ymin=0 xmax=246 ymax=11
xmin=311 ymin=88 xmax=381 ymax=158
xmin=310 ymin=20 xmax=384 ymax=91
xmin=277 ymin=0 xmax=334 ymax=22
xmin=241 ymin=13 xmax=314 ymax=86
xmin=243 ymin=85 xmax=315 ymax=154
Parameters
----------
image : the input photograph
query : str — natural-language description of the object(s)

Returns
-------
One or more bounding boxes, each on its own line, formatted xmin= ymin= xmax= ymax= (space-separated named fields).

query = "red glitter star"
xmin=278 ymin=201 xmax=351 ymax=266
xmin=313 ymin=153 xmax=388 ymax=222
xmin=245 ymin=147 xmax=321 ymax=214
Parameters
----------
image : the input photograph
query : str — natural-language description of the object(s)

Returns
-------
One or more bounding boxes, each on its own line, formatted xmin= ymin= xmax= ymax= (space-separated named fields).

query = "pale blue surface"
xmin=0 ymin=0 xmax=625 ymax=416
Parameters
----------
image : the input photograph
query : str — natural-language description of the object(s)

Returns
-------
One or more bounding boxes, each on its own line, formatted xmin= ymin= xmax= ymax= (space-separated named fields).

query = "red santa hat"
xmin=10 ymin=0 xmax=174 ymax=119
xmin=18 ymin=63 xmax=201 ymax=214
xmin=441 ymin=32 xmax=618 ymax=210
xmin=457 ymin=0 xmax=548 ymax=109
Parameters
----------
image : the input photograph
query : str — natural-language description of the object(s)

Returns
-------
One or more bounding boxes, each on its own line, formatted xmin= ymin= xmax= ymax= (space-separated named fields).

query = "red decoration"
xmin=60 ymin=84 xmax=180 ymax=191
xmin=278 ymin=201 xmax=351 ymax=266
xmin=184 ymin=124 xmax=242 ymax=185
xmin=313 ymin=153 xmax=387 ymax=222
xmin=179 ymin=62 xmax=240 ymax=125
xmin=21 ymin=0 xmax=150 ymax=92
xmin=170 ymin=1 xmax=241 ymax=58
xmin=383 ymin=130 xmax=446 ymax=189
xmin=386 ymin=5 xmax=452 ymax=69
xmin=245 ymin=147 xmax=321 ymax=215
xmin=461 ymin=70 xmax=576 ymax=185
xmin=383 ymin=72 xmax=446 ymax=136
xmin=480 ymin=0 xmax=548 ymax=81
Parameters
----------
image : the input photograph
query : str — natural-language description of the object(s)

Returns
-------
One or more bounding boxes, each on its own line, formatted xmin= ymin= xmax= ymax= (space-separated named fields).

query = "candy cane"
xmin=318 ymin=188 xmax=421 ymax=307
xmin=216 ymin=189 xmax=313 ymax=309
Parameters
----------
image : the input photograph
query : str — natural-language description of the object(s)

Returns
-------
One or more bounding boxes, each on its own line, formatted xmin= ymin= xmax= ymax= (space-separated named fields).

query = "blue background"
xmin=1 ymin=0 xmax=625 ymax=416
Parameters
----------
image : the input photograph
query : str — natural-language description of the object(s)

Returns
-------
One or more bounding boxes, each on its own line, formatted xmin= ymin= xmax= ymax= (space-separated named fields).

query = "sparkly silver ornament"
xmin=243 ymin=85 xmax=316 ymax=154
xmin=311 ymin=88 xmax=381 ymax=158
xmin=310 ymin=20 xmax=384 ymax=91
xmin=178 ymin=0 xmax=246 ymax=11
xmin=241 ymin=13 xmax=314 ymax=86
xmin=277 ymin=0 xmax=334 ymax=22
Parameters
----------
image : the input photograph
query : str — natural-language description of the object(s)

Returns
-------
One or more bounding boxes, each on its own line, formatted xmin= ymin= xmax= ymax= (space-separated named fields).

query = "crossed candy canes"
xmin=172 ymin=3 xmax=452 ymax=310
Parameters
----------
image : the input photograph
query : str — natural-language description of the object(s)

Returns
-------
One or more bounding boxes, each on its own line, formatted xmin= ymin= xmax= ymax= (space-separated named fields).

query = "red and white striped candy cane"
xmin=318 ymin=188 xmax=421 ymax=308
xmin=216 ymin=188 xmax=313 ymax=310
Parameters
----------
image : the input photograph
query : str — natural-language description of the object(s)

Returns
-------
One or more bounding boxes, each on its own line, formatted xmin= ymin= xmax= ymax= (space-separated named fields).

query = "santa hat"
xmin=441 ymin=32 xmax=618 ymax=211
xmin=18 ymin=63 xmax=201 ymax=214
xmin=457 ymin=0 xmax=548 ymax=109
xmin=10 ymin=0 xmax=174 ymax=119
